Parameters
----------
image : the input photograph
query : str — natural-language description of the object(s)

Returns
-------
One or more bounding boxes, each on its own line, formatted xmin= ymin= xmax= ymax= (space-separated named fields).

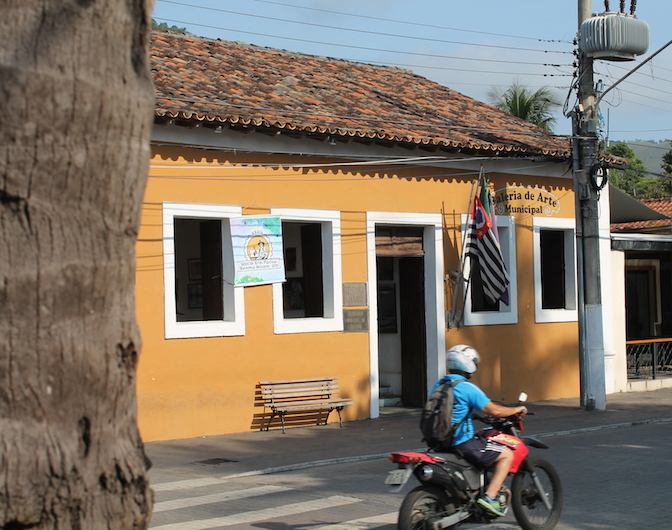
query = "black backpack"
xmin=420 ymin=380 xmax=464 ymax=450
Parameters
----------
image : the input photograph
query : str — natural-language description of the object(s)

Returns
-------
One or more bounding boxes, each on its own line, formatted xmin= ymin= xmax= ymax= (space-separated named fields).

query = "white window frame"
xmin=462 ymin=215 xmax=518 ymax=326
xmin=271 ymin=208 xmax=343 ymax=334
xmin=533 ymin=216 xmax=578 ymax=323
xmin=162 ymin=202 xmax=245 ymax=339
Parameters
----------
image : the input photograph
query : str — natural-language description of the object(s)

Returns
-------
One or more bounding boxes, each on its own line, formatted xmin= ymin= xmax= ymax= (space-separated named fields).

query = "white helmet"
xmin=446 ymin=344 xmax=481 ymax=375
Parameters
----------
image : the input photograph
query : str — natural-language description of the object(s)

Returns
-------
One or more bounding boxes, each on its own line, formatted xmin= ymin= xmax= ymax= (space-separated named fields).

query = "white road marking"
xmin=153 ymin=485 xmax=291 ymax=513
xmin=153 ymin=478 xmax=225 ymax=492
xmin=311 ymin=511 xmax=398 ymax=529
xmin=151 ymin=495 xmax=363 ymax=529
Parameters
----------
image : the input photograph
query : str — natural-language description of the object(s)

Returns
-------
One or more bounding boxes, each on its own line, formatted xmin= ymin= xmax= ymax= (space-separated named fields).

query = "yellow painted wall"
xmin=135 ymin=145 xmax=580 ymax=442
xmin=447 ymin=177 xmax=580 ymax=402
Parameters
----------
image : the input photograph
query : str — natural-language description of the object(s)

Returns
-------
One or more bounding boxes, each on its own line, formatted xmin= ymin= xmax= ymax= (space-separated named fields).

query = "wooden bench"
xmin=259 ymin=377 xmax=353 ymax=433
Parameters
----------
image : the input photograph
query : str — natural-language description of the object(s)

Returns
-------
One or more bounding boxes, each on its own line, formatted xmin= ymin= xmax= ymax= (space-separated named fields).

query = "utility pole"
xmin=574 ymin=0 xmax=606 ymax=410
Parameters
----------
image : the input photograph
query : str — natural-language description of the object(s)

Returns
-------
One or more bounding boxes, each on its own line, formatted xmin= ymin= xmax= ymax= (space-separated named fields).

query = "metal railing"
xmin=627 ymin=338 xmax=672 ymax=379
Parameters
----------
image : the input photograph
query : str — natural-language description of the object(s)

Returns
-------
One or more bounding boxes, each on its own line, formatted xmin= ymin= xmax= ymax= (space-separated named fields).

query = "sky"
xmin=151 ymin=0 xmax=672 ymax=144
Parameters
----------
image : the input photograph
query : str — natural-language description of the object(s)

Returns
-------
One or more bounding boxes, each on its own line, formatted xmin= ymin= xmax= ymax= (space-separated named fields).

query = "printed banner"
xmin=230 ymin=216 xmax=285 ymax=286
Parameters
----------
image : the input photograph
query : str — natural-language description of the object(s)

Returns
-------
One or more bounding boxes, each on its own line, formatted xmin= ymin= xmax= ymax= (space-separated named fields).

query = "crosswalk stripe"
xmin=311 ymin=511 xmax=398 ymax=529
xmin=153 ymin=478 xmax=224 ymax=492
xmin=153 ymin=485 xmax=292 ymax=513
xmin=151 ymin=495 xmax=362 ymax=529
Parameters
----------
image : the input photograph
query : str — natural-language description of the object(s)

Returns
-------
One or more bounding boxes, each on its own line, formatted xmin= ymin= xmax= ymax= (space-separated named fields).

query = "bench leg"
xmin=265 ymin=410 xmax=288 ymax=433
xmin=336 ymin=406 xmax=344 ymax=428
xmin=265 ymin=411 xmax=277 ymax=431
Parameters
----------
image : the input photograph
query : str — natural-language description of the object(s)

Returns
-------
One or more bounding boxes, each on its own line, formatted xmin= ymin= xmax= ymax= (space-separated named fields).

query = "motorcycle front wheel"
xmin=511 ymin=457 xmax=563 ymax=530
xmin=397 ymin=486 xmax=455 ymax=530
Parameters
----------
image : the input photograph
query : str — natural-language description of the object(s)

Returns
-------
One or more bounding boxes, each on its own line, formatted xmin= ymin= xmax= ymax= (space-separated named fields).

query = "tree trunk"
xmin=0 ymin=1 xmax=155 ymax=528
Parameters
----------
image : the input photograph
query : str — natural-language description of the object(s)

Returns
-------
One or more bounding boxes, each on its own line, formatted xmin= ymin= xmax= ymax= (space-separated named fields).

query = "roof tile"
xmin=611 ymin=197 xmax=672 ymax=232
xmin=151 ymin=31 xmax=571 ymax=158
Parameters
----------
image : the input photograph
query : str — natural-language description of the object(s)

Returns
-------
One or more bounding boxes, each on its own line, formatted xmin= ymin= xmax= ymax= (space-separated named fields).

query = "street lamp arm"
xmin=595 ymin=39 xmax=672 ymax=107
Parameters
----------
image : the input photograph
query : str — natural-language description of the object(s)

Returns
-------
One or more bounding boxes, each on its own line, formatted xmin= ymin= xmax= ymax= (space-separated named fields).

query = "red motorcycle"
xmin=386 ymin=394 xmax=563 ymax=530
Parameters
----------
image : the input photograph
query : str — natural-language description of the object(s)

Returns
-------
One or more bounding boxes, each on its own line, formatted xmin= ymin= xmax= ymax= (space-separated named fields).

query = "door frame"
xmin=366 ymin=212 xmax=446 ymax=418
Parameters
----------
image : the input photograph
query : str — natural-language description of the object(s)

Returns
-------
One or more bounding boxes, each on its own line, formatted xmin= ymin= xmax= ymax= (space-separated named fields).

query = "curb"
xmin=219 ymin=416 xmax=672 ymax=480
xmin=534 ymin=416 xmax=672 ymax=438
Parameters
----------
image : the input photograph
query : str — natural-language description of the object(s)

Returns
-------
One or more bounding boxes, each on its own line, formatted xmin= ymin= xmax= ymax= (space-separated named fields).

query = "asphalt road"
xmin=149 ymin=421 xmax=672 ymax=529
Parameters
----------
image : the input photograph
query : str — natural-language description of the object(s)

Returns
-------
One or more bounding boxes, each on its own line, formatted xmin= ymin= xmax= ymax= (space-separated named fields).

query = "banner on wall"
xmin=230 ymin=216 xmax=285 ymax=286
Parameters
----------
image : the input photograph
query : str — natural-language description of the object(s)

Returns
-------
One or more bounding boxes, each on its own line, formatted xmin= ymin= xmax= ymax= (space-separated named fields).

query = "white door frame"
xmin=366 ymin=212 xmax=446 ymax=418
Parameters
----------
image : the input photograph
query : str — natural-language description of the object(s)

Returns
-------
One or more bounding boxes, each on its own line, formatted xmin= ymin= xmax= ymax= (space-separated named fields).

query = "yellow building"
xmin=137 ymin=31 xmax=580 ymax=442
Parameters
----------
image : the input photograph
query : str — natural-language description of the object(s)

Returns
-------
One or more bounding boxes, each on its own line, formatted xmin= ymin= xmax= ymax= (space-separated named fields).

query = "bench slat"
xmin=259 ymin=377 xmax=337 ymax=385
xmin=269 ymin=398 xmax=353 ymax=409
xmin=273 ymin=402 xmax=353 ymax=413
xmin=261 ymin=386 xmax=338 ymax=394
xmin=262 ymin=386 xmax=338 ymax=396
xmin=261 ymin=381 xmax=339 ymax=388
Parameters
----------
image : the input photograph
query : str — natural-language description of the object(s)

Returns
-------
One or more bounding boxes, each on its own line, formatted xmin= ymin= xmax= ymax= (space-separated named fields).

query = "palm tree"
xmin=1 ymin=1 xmax=154 ymax=527
xmin=488 ymin=81 xmax=561 ymax=132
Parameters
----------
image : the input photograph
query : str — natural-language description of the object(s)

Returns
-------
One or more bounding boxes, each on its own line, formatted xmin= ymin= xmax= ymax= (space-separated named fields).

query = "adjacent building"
xmin=611 ymin=197 xmax=672 ymax=390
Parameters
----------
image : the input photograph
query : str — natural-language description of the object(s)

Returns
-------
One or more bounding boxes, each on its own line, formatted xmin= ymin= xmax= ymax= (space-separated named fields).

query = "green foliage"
xmin=487 ymin=81 xmax=561 ymax=132
xmin=660 ymin=141 xmax=672 ymax=197
xmin=606 ymin=142 xmax=672 ymax=198
xmin=662 ymin=143 xmax=672 ymax=174
xmin=151 ymin=18 xmax=189 ymax=34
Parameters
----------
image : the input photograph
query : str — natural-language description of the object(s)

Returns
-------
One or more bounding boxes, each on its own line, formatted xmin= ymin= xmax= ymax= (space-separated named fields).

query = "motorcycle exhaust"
xmin=415 ymin=463 xmax=472 ymax=500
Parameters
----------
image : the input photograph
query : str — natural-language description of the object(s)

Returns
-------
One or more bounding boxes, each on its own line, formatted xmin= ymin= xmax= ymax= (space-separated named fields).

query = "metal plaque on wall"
xmin=343 ymin=308 xmax=369 ymax=332
xmin=343 ymin=282 xmax=367 ymax=307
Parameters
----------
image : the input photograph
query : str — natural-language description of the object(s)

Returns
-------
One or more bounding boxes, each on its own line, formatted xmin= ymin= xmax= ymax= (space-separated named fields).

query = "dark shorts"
xmin=453 ymin=435 xmax=505 ymax=469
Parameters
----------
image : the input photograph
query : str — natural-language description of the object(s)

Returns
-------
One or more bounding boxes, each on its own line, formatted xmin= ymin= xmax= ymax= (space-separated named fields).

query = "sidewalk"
xmin=145 ymin=387 xmax=672 ymax=484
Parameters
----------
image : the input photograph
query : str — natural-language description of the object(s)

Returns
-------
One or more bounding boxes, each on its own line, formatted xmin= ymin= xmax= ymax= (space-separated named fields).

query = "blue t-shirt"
xmin=429 ymin=374 xmax=491 ymax=446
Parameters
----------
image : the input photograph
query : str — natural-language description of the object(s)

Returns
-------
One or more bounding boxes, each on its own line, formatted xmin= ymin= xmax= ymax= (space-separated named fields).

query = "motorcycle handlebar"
xmin=474 ymin=410 xmax=533 ymax=425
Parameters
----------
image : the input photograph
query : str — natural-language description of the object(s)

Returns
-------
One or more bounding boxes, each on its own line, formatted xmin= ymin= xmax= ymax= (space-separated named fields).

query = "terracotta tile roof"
xmin=150 ymin=31 xmax=571 ymax=159
xmin=611 ymin=197 xmax=672 ymax=232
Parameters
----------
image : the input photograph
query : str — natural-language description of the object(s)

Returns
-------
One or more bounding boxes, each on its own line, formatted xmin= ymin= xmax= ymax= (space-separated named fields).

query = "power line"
xmin=158 ymin=0 xmax=571 ymax=44
xmin=151 ymin=14 xmax=572 ymax=55
xmin=151 ymin=17 xmax=572 ymax=71
xmin=610 ymin=87 xmax=672 ymax=107
xmin=607 ymin=135 xmax=672 ymax=142
xmin=378 ymin=62 xmax=572 ymax=78
xmin=151 ymin=20 xmax=572 ymax=81
xmin=600 ymin=62 xmax=672 ymax=85
xmin=596 ymin=72 xmax=672 ymax=98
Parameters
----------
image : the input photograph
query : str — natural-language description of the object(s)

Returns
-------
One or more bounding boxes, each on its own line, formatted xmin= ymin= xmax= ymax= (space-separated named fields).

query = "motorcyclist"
xmin=429 ymin=344 xmax=528 ymax=517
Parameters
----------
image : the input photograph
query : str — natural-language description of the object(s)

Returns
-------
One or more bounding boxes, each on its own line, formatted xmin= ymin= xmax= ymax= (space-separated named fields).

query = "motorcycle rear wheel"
xmin=398 ymin=486 xmax=455 ymax=530
xmin=511 ymin=457 xmax=563 ymax=530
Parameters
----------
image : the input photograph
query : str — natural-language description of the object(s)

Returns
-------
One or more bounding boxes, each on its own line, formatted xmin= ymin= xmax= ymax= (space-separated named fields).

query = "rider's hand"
xmin=518 ymin=406 xmax=528 ymax=416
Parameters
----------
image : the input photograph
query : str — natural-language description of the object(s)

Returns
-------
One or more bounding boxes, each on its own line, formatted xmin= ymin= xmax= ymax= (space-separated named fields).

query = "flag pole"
xmin=447 ymin=171 xmax=481 ymax=328
xmin=461 ymin=167 xmax=484 ymax=263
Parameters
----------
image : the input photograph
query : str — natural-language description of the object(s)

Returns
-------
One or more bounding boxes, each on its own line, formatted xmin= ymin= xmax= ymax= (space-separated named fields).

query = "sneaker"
xmin=477 ymin=496 xmax=506 ymax=517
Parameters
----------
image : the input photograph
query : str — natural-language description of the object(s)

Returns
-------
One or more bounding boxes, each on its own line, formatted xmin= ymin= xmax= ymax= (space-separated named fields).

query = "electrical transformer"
xmin=579 ymin=11 xmax=649 ymax=61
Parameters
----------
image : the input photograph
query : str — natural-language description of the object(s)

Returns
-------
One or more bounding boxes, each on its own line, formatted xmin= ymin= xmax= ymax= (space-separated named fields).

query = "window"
xmin=163 ymin=202 xmax=244 ymax=338
xmin=463 ymin=215 xmax=518 ymax=326
xmin=533 ymin=217 xmax=577 ymax=323
xmin=271 ymin=208 xmax=343 ymax=333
